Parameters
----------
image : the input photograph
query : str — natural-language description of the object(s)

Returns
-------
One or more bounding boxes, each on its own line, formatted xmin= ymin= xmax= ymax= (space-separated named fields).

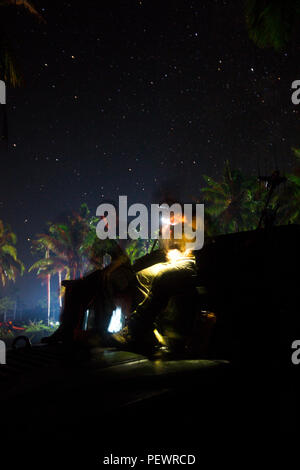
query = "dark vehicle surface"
xmin=0 ymin=225 xmax=298 ymax=453
xmin=194 ymin=224 xmax=300 ymax=365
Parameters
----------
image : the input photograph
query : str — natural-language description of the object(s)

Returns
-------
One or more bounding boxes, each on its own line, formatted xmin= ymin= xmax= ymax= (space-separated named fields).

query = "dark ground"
xmin=0 ymin=340 xmax=294 ymax=465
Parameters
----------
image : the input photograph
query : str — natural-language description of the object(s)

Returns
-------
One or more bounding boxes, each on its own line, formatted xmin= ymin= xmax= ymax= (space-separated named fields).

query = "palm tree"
xmin=0 ymin=219 xmax=24 ymax=286
xmin=124 ymin=238 xmax=152 ymax=264
xmin=0 ymin=1 xmax=44 ymax=86
xmin=43 ymin=212 xmax=95 ymax=279
xmin=201 ymin=161 xmax=259 ymax=234
xmin=275 ymin=149 xmax=300 ymax=225
xmin=245 ymin=0 xmax=300 ymax=51
xmin=29 ymin=205 xmax=103 ymax=321
xmin=29 ymin=249 xmax=69 ymax=323
xmin=1 ymin=0 xmax=43 ymax=18
xmin=45 ymin=248 xmax=51 ymax=324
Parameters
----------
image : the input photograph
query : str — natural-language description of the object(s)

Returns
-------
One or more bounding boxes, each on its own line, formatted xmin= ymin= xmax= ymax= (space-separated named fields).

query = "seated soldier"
xmin=111 ymin=209 xmax=198 ymax=350
xmin=110 ymin=246 xmax=196 ymax=350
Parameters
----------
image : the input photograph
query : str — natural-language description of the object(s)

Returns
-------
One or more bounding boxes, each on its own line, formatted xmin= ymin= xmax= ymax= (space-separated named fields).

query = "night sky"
xmin=1 ymin=0 xmax=300 ymax=307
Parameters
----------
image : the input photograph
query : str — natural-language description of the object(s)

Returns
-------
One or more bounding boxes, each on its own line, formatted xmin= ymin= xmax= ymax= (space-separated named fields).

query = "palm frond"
xmin=245 ymin=0 xmax=299 ymax=50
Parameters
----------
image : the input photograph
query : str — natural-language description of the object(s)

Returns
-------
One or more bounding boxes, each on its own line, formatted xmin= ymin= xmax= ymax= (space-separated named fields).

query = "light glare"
xmin=108 ymin=307 xmax=123 ymax=333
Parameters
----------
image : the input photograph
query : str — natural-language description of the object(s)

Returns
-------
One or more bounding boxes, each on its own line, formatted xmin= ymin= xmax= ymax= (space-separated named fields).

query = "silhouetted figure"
xmin=42 ymin=240 xmax=134 ymax=344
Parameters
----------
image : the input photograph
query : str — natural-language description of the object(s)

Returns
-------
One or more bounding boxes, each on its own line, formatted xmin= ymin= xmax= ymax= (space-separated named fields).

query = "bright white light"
xmin=107 ymin=307 xmax=123 ymax=333
xmin=161 ymin=216 xmax=174 ymax=225
xmin=167 ymin=248 xmax=191 ymax=263
xmin=167 ymin=249 xmax=182 ymax=263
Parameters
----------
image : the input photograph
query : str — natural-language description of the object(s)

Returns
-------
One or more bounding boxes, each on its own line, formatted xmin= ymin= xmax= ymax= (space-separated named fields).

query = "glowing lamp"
xmin=108 ymin=307 xmax=123 ymax=333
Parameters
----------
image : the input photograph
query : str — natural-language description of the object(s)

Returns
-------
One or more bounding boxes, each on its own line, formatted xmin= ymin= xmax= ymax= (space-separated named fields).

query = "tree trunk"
xmin=47 ymin=274 xmax=51 ymax=325
xmin=46 ymin=249 xmax=51 ymax=325
xmin=58 ymin=271 xmax=62 ymax=309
